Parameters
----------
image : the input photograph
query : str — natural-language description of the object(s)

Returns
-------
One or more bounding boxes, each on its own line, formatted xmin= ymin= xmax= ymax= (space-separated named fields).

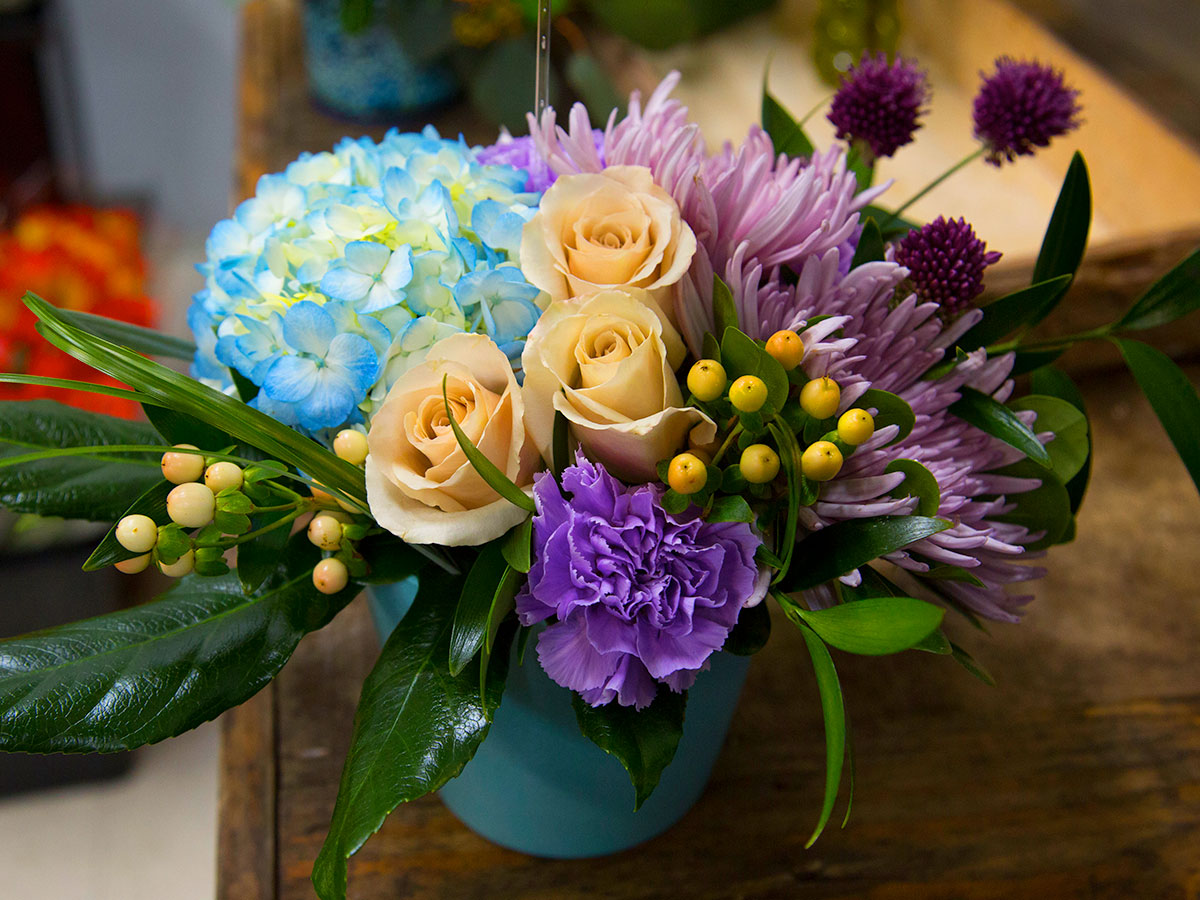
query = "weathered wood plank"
xmin=217 ymin=687 xmax=277 ymax=900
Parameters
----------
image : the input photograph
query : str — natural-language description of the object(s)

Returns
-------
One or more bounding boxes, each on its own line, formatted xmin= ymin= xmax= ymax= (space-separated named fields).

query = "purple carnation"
xmin=827 ymin=53 xmax=930 ymax=160
xmin=476 ymin=129 xmax=604 ymax=193
xmin=973 ymin=57 xmax=1081 ymax=165
xmin=515 ymin=454 xmax=762 ymax=710
xmin=895 ymin=216 xmax=1002 ymax=316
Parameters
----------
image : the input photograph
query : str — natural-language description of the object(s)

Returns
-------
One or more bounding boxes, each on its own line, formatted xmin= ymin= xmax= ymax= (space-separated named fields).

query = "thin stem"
xmin=218 ymin=506 xmax=306 ymax=549
xmin=798 ymin=92 xmax=835 ymax=127
xmin=885 ymin=147 xmax=986 ymax=226
xmin=533 ymin=0 xmax=551 ymax=117
xmin=711 ymin=424 xmax=744 ymax=468
xmin=987 ymin=324 xmax=1112 ymax=356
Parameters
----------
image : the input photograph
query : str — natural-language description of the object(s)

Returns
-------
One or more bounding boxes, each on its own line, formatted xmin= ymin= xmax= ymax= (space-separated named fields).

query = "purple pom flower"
xmin=515 ymin=454 xmax=762 ymax=710
xmin=827 ymin=53 xmax=930 ymax=160
xmin=973 ymin=57 xmax=1081 ymax=165
xmin=894 ymin=216 xmax=1002 ymax=316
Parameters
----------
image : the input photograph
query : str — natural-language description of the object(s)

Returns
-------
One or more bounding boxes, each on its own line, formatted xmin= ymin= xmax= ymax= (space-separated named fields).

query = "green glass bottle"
xmin=813 ymin=0 xmax=901 ymax=85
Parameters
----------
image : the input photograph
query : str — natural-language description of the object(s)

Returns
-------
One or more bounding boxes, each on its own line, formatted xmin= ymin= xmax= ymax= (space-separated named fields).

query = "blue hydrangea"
xmin=189 ymin=126 xmax=545 ymax=435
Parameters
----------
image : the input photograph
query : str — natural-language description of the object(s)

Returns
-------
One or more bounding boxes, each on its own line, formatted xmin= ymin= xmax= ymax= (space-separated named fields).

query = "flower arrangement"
xmin=1 ymin=50 xmax=1199 ymax=900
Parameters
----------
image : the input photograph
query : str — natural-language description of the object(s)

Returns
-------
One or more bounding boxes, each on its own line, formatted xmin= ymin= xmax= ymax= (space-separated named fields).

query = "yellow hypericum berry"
xmin=333 ymin=429 xmax=369 ymax=465
xmin=115 ymin=514 xmax=158 ymax=553
xmin=729 ymin=375 xmax=768 ymax=413
xmin=667 ymin=453 xmax=708 ymax=495
xmin=160 ymin=444 xmax=204 ymax=484
xmin=166 ymin=482 xmax=216 ymax=529
xmin=307 ymin=514 xmax=344 ymax=551
xmin=204 ymin=461 xmax=244 ymax=493
xmin=115 ymin=553 xmax=151 ymax=574
xmin=158 ymin=549 xmax=195 ymax=578
xmin=313 ymin=557 xmax=349 ymax=595
xmin=764 ymin=330 xmax=804 ymax=370
xmin=686 ymin=359 xmax=727 ymax=402
xmin=802 ymin=440 xmax=844 ymax=482
xmin=837 ymin=408 xmax=875 ymax=446
xmin=739 ymin=444 xmax=781 ymax=484
xmin=799 ymin=376 xmax=841 ymax=420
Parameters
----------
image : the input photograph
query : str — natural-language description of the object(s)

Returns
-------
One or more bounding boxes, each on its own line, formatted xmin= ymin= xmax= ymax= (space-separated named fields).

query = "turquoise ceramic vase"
xmin=367 ymin=580 xmax=751 ymax=858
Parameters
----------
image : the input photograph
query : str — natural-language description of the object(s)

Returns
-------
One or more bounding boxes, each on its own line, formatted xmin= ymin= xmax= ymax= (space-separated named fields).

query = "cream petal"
xmin=366 ymin=455 xmax=530 ymax=547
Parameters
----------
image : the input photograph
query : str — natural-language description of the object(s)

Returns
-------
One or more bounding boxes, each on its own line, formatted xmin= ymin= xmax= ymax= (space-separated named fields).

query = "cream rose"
xmin=365 ymin=332 xmax=538 ymax=546
xmin=520 ymin=166 xmax=696 ymax=320
xmin=521 ymin=289 xmax=716 ymax=482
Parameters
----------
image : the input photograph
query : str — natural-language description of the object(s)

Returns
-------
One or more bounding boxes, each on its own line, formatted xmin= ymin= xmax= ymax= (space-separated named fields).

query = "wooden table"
xmin=220 ymin=3 xmax=1200 ymax=897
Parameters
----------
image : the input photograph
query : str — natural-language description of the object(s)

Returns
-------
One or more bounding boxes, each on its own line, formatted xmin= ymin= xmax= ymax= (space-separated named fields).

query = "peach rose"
xmin=521 ymin=289 xmax=716 ymax=482
xmin=365 ymin=333 xmax=538 ymax=546
xmin=520 ymin=166 xmax=696 ymax=320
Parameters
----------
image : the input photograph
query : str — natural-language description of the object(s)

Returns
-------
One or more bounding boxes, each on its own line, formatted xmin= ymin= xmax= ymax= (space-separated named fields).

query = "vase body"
xmin=302 ymin=0 xmax=458 ymax=121
xmin=367 ymin=580 xmax=751 ymax=858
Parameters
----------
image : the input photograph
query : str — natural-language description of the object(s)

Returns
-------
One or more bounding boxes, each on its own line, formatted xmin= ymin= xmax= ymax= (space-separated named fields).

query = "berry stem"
xmin=885 ymin=147 xmax=986 ymax=226
xmin=711 ymin=424 xmax=744 ymax=467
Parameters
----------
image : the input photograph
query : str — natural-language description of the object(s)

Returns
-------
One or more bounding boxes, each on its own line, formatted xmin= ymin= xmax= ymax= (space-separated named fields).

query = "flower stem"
xmin=884 ymin=147 xmax=987 ymax=226
xmin=711 ymin=424 xmax=744 ymax=467
xmin=217 ymin=506 xmax=306 ymax=549
xmin=987 ymin=324 xmax=1112 ymax=356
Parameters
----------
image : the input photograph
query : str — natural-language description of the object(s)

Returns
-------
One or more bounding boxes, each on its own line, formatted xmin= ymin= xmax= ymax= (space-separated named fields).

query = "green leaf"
xmin=794 ymin=596 xmax=944 ymax=655
xmin=0 ymin=565 xmax=357 ymax=753
xmin=949 ymin=641 xmax=996 ymax=686
xmin=25 ymin=293 xmax=366 ymax=508
xmin=142 ymin=404 xmax=231 ymax=450
xmin=0 ymin=373 xmax=151 ymax=403
xmin=990 ymin=458 xmax=1072 ymax=550
xmin=572 ymin=686 xmax=687 ymax=811
xmin=449 ymin=543 xmax=508 ymax=676
xmin=1116 ymin=248 xmax=1200 ymax=332
xmin=768 ymin=421 xmax=802 ymax=582
xmin=442 ymin=376 xmax=535 ymax=513
xmin=861 ymin=204 xmax=920 ymax=241
xmin=1030 ymin=153 xmax=1091 ymax=315
xmin=762 ymin=90 xmax=815 ymax=158
xmin=724 ymin=601 xmax=770 ymax=655
xmin=884 ymin=459 xmax=941 ymax=516
xmin=846 ymin=144 xmax=874 ymax=192
xmin=797 ymin=624 xmax=845 ymax=847
xmin=783 ymin=516 xmax=950 ymax=592
xmin=712 ymin=275 xmax=739 ymax=339
xmin=706 ymin=494 xmax=755 ymax=524
xmin=237 ymin=512 xmax=294 ymax=594
xmin=356 ymin=532 xmax=438 ymax=583
xmin=83 ymin=480 xmax=174 ymax=570
xmin=59 ymin=309 xmax=196 ymax=360
xmin=850 ymin=218 xmax=885 ymax=269
xmin=858 ymin=389 xmax=915 ymax=446
xmin=0 ymin=399 xmax=163 ymax=521
xmin=501 ymin=517 xmax=533 ymax=573
xmin=950 ymin=386 xmax=1052 ymax=467
xmin=552 ymin=408 xmax=570 ymax=479
xmin=1030 ymin=366 xmax=1091 ymax=511
xmin=912 ymin=629 xmax=952 ymax=654
xmin=920 ymin=565 xmax=985 ymax=588
xmin=312 ymin=573 xmax=511 ymax=900
xmin=959 ymin=274 xmax=1074 ymax=350
xmin=1113 ymin=338 xmax=1200 ymax=495
xmin=720 ymin=327 xmax=789 ymax=416
xmin=1009 ymin=395 xmax=1089 ymax=484
xmin=1010 ymin=347 xmax=1067 ymax=376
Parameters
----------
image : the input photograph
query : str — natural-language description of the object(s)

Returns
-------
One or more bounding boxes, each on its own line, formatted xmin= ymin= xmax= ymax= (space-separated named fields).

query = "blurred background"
xmin=0 ymin=0 xmax=1197 ymax=897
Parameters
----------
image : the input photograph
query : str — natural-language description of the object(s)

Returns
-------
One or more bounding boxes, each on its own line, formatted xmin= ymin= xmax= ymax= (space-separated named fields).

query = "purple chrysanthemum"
xmin=528 ymin=75 xmax=1051 ymax=622
xmin=515 ymin=453 xmax=763 ymax=710
xmin=894 ymin=216 xmax=1002 ymax=316
xmin=827 ymin=53 xmax=930 ymax=160
xmin=973 ymin=57 xmax=1081 ymax=165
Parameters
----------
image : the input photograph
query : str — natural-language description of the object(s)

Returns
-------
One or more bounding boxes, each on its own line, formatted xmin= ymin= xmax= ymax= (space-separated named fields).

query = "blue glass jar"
xmin=368 ymin=579 xmax=751 ymax=857
xmin=302 ymin=0 xmax=459 ymax=121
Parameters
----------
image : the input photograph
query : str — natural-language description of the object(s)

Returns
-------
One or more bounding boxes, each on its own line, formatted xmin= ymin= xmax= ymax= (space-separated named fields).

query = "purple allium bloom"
xmin=515 ymin=453 xmax=761 ymax=710
xmin=827 ymin=53 xmax=930 ymax=160
xmin=973 ymin=57 xmax=1081 ymax=165
xmin=894 ymin=216 xmax=1002 ymax=316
